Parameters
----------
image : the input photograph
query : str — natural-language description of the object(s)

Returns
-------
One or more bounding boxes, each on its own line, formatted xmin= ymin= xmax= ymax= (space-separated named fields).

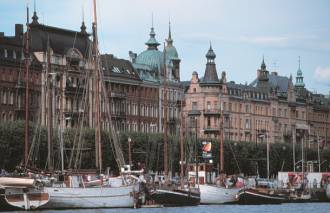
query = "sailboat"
xmin=198 ymin=106 xmax=243 ymax=204
xmin=236 ymin=132 xmax=288 ymax=204
xmin=40 ymin=0 xmax=143 ymax=209
xmin=0 ymin=5 xmax=50 ymax=211
xmin=148 ymin=44 xmax=200 ymax=207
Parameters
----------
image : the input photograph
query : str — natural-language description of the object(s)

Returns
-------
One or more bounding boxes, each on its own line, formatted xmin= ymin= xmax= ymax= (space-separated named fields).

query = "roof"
xmin=101 ymin=54 xmax=141 ymax=82
xmin=201 ymin=63 xmax=220 ymax=84
xmin=250 ymin=73 xmax=289 ymax=93
xmin=29 ymin=23 xmax=91 ymax=57
xmin=135 ymin=49 xmax=163 ymax=71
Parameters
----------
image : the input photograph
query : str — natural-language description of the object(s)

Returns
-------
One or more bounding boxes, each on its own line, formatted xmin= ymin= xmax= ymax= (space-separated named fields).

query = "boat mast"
xmin=163 ymin=43 xmax=168 ymax=178
xmin=92 ymin=0 xmax=102 ymax=172
xmin=301 ymin=130 xmax=304 ymax=186
xmin=24 ymin=4 xmax=30 ymax=167
xmin=266 ymin=133 xmax=269 ymax=179
xmin=179 ymin=96 xmax=184 ymax=188
xmin=293 ymin=126 xmax=296 ymax=172
xmin=46 ymin=37 xmax=54 ymax=172
xmin=220 ymin=103 xmax=224 ymax=172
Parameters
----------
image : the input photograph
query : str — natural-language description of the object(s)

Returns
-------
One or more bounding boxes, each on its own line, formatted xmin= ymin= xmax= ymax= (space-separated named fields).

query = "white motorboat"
xmin=199 ymin=184 xmax=240 ymax=204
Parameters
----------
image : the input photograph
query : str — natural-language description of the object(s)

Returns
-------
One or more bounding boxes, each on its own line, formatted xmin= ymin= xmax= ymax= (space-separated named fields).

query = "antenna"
xmin=298 ymin=56 xmax=301 ymax=69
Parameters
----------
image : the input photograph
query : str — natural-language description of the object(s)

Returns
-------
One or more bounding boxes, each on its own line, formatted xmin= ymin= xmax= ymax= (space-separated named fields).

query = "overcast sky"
xmin=2 ymin=0 xmax=330 ymax=94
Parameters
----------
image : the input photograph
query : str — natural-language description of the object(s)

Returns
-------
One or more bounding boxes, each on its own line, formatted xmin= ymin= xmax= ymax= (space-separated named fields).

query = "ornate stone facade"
xmin=183 ymin=46 xmax=330 ymax=148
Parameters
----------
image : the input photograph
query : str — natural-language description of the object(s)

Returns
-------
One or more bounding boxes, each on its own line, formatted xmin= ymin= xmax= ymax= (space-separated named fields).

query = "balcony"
xmin=110 ymin=92 xmax=126 ymax=99
xmin=204 ymin=126 xmax=220 ymax=133
xmin=188 ymin=110 xmax=201 ymax=116
xmin=203 ymin=109 xmax=221 ymax=116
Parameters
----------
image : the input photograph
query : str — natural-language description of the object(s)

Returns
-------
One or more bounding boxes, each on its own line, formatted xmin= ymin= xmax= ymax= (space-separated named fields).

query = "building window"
xmin=245 ymin=119 xmax=250 ymax=129
xmin=193 ymin=88 xmax=196 ymax=93
xmin=245 ymin=104 xmax=249 ymax=113
xmin=207 ymin=101 xmax=211 ymax=110
xmin=207 ymin=117 xmax=211 ymax=127
xmin=192 ymin=102 xmax=198 ymax=110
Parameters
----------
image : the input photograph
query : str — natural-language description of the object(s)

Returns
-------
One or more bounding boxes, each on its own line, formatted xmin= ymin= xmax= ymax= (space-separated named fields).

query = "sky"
xmin=1 ymin=0 xmax=330 ymax=94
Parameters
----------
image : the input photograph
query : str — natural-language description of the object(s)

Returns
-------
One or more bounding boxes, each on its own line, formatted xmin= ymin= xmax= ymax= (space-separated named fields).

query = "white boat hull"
xmin=326 ymin=184 xmax=330 ymax=200
xmin=42 ymin=184 xmax=138 ymax=209
xmin=199 ymin=184 xmax=240 ymax=204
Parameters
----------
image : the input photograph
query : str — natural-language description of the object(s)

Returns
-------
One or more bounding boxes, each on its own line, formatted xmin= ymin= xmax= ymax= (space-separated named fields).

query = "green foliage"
xmin=1 ymin=121 xmax=330 ymax=177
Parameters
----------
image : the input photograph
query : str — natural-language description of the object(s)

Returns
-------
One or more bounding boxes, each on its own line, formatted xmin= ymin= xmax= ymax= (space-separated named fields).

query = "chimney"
xmin=271 ymin=71 xmax=278 ymax=76
xmin=128 ymin=51 xmax=137 ymax=63
xmin=15 ymin=24 xmax=23 ymax=39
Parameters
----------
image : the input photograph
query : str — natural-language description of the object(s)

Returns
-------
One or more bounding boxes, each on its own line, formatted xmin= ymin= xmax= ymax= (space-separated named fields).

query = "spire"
xmin=206 ymin=41 xmax=216 ymax=62
xmin=80 ymin=5 xmax=87 ymax=34
xmin=295 ymin=56 xmax=305 ymax=87
xmin=261 ymin=55 xmax=266 ymax=70
xmin=203 ymin=43 xmax=219 ymax=83
xmin=166 ymin=20 xmax=173 ymax=46
xmin=145 ymin=14 xmax=160 ymax=50
xmin=31 ymin=0 xmax=39 ymax=24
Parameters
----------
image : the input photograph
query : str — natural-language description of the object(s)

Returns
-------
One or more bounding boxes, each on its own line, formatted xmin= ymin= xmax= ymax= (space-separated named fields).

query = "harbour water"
xmin=5 ymin=203 xmax=330 ymax=213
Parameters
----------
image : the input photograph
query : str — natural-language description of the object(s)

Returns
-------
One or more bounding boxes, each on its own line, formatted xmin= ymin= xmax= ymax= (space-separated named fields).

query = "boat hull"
xmin=150 ymin=189 xmax=200 ymax=207
xmin=1 ymin=187 xmax=49 ymax=210
xmin=199 ymin=184 xmax=240 ymax=204
xmin=327 ymin=184 xmax=330 ymax=200
xmin=42 ymin=184 xmax=138 ymax=209
xmin=237 ymin=188 xmax=286 ymax=205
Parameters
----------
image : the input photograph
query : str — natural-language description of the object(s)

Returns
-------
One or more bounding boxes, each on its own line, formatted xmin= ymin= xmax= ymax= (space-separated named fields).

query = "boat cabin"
xmin=187 ymin=163 xmax=216 ymax=185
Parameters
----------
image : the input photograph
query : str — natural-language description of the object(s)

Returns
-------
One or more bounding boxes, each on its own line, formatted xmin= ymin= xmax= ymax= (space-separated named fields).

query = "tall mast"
xmin=179 ymin=96 xmax=184 ymax=188
xmin=46 ymin=37 xmax=54 ymax=172
xmin=92 ymin=0 xmax=102 ymax=172
xmin=24 ymin=5 xmax=30 ymax=167
xmin=266 ymin=133 xmax=269 ymax=179
xmin=220 ymin=104 xmax=224 ymax=172
xmin=163 ymin=43 xmax=168 ymax=178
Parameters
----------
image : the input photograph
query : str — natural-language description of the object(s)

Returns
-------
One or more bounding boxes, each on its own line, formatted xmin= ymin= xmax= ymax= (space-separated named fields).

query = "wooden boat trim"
xmin=238 ymin=190 xmax=286 ymax=200
xmin=153 ymin=189 xmax=200 ymax=200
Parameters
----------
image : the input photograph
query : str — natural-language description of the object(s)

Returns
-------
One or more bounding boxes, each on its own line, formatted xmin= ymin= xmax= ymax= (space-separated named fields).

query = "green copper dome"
xmin=135 ymin=26 xmax=163 ymax=71
xmin=297 ymin=68 xmax=303 ymax=76
xmin=135 ymin=49 xmax=163 ymax=71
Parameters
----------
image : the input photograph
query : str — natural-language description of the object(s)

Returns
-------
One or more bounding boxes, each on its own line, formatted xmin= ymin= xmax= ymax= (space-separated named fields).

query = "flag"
xmin=203 ymin=142 xmax=212 ymax=152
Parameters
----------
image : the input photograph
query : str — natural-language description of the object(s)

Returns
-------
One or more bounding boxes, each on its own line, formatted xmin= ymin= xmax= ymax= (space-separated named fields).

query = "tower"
xmin=295 ymin=56 xmax=305 ymax=88
xmin=202 ymin=42 xmax=219 ymax=83
xmin=165 ymin=21 xmax=180 ymax=81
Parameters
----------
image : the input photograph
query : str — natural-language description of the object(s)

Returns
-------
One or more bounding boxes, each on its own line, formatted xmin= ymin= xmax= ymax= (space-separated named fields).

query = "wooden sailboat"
xmin=148 ymin=44 xmax=200 ymax=207
xmin=198 ymin=105 xmax=242 ymax=204
xmin=236 ymin=132 xmax=288 ymax=204
xmin=41 ymin=0 xmax=142 ymax=209
xmin=0 ymin=5 xmax=50 ymax=211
